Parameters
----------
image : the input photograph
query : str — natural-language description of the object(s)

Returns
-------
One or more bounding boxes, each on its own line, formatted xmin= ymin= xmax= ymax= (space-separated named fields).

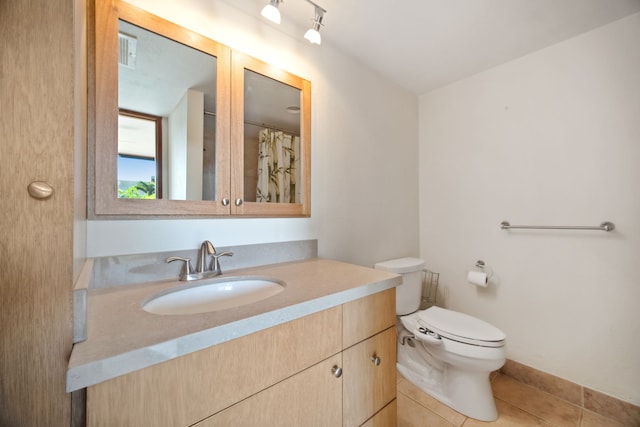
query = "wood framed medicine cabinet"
xmin=89 ymin=0 xmax=311 ymax=218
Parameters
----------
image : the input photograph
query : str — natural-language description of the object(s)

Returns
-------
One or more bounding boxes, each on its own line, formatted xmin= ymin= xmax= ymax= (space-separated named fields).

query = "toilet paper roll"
xmin=468 ymin=270 xmax=488 ymax=287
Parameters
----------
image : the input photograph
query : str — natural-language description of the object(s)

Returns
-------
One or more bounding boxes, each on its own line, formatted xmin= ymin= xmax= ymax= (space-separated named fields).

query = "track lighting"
xmin=261 ymin=0 xmax=282 ymax=24
xmin=303 ymin=3 xmax=325 ymax=45
xmin=260 ymin=0 xmax=326 ymax=45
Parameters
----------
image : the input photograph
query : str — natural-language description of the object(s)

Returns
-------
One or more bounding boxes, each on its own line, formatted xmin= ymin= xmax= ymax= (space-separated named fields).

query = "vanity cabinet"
xmin=86 ymin=288 xmax=396 ymax=426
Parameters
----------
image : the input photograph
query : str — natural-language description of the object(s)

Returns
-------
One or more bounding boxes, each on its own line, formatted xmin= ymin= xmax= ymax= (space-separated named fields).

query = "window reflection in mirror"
xmin=243 ymin=69 xmax=301 ymax=204
xmin=117 ymin=110 xmax=161 ymax=199
xmin=118 ymin=20 xmax=217 ymax=201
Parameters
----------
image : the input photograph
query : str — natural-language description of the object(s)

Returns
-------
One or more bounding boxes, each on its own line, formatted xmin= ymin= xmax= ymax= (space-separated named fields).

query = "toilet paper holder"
xmin=474 ymin=260 xmax=493 ymax=278
xmin=467 ymin=260 xmax=493 ymax=288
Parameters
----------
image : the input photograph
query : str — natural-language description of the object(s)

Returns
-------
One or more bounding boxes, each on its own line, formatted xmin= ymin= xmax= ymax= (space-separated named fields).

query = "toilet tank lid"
xmin=374 ymin=257 xmax=425 ymax=273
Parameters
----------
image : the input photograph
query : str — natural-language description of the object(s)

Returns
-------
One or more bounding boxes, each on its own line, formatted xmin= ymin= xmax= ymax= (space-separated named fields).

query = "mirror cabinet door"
xmin=231 ymin=52 xmax=311 ymax=217
xmin=91 ymin=0 xmax=231 ymax=216
xmin=90 ymin=0 xmax=310 ymax=218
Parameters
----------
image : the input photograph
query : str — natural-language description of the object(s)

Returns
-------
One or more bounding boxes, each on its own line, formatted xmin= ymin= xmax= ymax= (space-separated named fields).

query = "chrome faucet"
xmin=166 ymin=240 xmax=234 ymax=281
xmin=196 ymin=240 xmax=215 ymax=273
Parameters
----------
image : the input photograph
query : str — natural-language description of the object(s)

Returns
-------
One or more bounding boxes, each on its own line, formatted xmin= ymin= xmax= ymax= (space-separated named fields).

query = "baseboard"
xmin=500 ymin=359 xmax=640 ymax=426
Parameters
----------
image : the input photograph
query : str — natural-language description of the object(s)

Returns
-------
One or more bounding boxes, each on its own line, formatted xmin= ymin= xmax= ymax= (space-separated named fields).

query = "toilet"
xmin=375 ymin=257 xmax=506 ymax=422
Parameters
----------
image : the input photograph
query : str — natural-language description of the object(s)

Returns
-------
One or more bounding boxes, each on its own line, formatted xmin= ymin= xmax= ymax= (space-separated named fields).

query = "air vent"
xmin=118 ymin=32 xmax=137 ymax=69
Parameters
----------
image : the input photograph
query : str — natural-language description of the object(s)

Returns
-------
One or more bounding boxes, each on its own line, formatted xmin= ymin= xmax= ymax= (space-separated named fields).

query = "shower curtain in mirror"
xmin=256 ymin=128 xmax=300 ymax=203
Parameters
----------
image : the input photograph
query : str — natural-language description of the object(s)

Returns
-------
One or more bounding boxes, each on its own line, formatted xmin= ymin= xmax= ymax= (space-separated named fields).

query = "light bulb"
xmin=261 ymin=2 xmax=281 ymax=24
xmin=304 ymin=28 xmax=321 ymax=44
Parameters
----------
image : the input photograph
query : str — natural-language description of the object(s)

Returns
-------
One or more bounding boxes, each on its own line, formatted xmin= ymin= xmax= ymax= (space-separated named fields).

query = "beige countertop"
xmin=66 ymin=258 xmax=400 ymax=392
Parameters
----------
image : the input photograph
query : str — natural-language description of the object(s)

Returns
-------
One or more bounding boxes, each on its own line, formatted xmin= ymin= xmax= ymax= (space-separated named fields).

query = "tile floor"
xmin=397 ymin=371 xmax=629 ymax=427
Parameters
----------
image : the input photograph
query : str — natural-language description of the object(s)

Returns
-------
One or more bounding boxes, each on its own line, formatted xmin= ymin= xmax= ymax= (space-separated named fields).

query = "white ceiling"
xmin=232 ymin=0 xmax=640 ymax=95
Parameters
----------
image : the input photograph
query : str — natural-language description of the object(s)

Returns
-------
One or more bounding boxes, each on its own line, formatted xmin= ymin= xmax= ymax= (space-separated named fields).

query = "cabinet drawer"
xmin=343 ymin=288 xmax=395 ymax=348
xmin=195 ymin=354 xmax=343 ymax=427
xmin=343 ymin=326 xmax=397 ymax=427
xmin=87 ymin=306 xmax=341 ymax=427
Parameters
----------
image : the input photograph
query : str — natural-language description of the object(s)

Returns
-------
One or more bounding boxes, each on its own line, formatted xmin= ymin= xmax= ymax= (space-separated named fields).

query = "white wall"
xmin=87 ymin=0 xmax=419 ymax=268
xmin=168 ymin=89 xmax=204 ymax=200
xmin=419 ymin=13 xmax=640 ymax=404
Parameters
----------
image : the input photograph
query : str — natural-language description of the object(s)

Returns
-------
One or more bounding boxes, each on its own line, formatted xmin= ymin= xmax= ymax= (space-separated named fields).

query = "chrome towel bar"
xmin=500 ymin=221 xmax=615 ymax=232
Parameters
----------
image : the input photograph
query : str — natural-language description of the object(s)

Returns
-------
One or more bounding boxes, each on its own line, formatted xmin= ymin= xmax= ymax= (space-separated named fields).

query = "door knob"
xmin=28 ymin=181 xmax=54 ymax=200
xmin=235 ymin=198 xmax=243 ymax=206
xmin=371 ymin=355 xmax=381 ymax=366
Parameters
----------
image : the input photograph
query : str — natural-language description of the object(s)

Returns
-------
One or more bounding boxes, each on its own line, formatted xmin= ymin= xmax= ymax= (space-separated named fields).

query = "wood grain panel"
xmin=87 ymin=306 xmax=342 ymax=426
xmin=0 ymin=0 xmax=76 ymax=425
xmin=343 ymin=288 xmax=396 ymax=348
xmin=360 ymin=400 xmax=397 ymax=427
xmin=196 ymin=355 xmax=343 ymax=427
xmin=343 ymin=327 xmax=397 ymax=427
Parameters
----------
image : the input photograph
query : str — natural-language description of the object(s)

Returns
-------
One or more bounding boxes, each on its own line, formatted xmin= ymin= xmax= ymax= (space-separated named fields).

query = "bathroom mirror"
xmin=230 ymin=52 xmax=311 ymax=216
xmin=117 ymin=20 xmax=217 ymax=201
xmin=89 ymin=0 xmax=310 ymax=217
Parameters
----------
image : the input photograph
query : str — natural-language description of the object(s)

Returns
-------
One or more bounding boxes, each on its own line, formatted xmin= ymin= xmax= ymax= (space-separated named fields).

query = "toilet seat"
xmin=404 ymin=306 xmax=505 ymax=348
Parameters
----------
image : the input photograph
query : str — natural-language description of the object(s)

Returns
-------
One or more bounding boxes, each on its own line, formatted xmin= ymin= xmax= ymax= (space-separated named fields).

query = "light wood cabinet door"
xmin=87 ymin=306 xmax=341 ymax=427
xmin=343 ymin=288 xmax=395 ymax=349
xmin=343 ymin=327 xmax=397 ymax=427
xmin=196 ymin=354 xmax=343 ymax=427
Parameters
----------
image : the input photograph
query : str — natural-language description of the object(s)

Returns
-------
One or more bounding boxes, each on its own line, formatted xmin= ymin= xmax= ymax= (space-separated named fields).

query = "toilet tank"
xmin=374 ymin=257 xmax=425 ymax=315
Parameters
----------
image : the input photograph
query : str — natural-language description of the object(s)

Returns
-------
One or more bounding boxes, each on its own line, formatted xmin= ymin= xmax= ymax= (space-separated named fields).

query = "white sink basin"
xmin=142 ymin=276 xmax=285 ymax=315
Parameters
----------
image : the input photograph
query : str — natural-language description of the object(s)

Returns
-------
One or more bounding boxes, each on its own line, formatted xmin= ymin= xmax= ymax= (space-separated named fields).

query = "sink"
xmin=142 ymin=276 xmax=285 ymax=315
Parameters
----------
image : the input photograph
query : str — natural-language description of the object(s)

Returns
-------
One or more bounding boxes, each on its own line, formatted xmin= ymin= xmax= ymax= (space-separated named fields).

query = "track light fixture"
xmin=303 ymin=2 xmax=325 ymax=45
xmin=261 ymin=0 xmax=282 ymax=24
xmin=260 ymin=0 xmax=326 ymax=45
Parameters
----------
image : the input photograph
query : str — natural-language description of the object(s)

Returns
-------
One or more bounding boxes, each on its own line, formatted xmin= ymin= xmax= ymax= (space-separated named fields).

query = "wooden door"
xmin=0 ymin=0 xmax=77 ymax=425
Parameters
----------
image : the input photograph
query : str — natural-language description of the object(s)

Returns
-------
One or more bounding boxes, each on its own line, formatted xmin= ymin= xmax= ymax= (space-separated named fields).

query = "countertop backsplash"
xmin=90 ymin=239 xmax=318 ymax=289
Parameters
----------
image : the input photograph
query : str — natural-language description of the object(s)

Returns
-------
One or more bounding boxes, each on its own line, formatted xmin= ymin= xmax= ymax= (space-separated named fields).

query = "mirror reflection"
xmin=117 ymin=20 xmax=217 ymax=200
xmin=243 ymin=70 xmax=301 ymax=204
xmin=92 ymin=1 xmax=311 ymax=217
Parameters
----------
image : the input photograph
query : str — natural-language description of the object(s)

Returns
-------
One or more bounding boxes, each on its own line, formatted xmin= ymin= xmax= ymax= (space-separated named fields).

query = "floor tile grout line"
xmin=493 ymin=396 xmax=556 ymax=426
xmin=496 ymin=373 xmax=584 ymax=411
xmin=577 ymin=407 xmax=584 ymax=427
xmin=397 ymin=389 xmax=465 ymax=427
xmin=398 ymin=371 xmax=625 ymax=427
xmin=498 ymin=373 xmax=635 ymax=426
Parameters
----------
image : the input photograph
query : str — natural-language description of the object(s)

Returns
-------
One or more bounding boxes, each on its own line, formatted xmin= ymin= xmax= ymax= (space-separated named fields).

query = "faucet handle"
xmin=166 ymin=256 xmax=194 ymax=281
xmin=209 ymin=251 xmax=233 ymax=275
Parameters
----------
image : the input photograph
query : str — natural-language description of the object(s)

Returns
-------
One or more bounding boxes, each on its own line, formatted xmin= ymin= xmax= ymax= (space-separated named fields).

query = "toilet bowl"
xmin=375 ymin=258 xmax=506 ymax=422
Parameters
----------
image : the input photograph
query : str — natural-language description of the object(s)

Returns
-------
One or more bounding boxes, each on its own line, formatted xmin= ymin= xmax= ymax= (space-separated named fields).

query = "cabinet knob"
xmin=28 ymin=181 xmax=54 ymax=200
xmin=371 ymin=355 xmax=381 ymax=366
xmin=331 ymin=365 xmax=343 ymax=378
xmin=235 ymin=198 xmax=243 ymax=206
xmin=221 ymin=198 xmax=230 ymax=206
